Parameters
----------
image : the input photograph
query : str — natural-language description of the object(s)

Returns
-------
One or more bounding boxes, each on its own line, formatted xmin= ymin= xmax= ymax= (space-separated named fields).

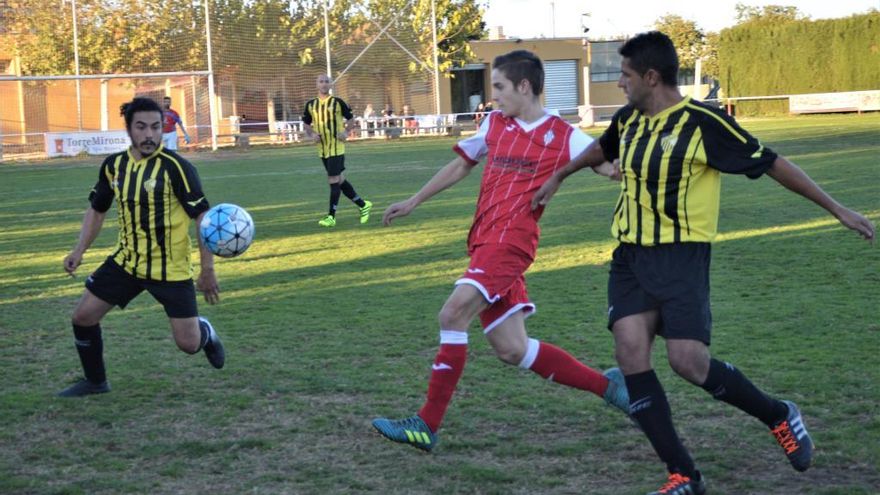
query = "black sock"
xmin=340 ymin=180 xmax=366 ymax=208
xmin=72 ymin=323 xmax=106 ymax=384
xmin=626 ymin=370 xmax=696 ymax=477
xmin=328 ymin=182 xmax=341 ymax=216
xmin=701 ymin=358 xmax=789 ymax=427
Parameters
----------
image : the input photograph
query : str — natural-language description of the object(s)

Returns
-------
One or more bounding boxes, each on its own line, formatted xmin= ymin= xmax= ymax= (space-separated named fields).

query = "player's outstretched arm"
xmin=195 ymin=211 xmax=220 ymax=304
xmin=383 ymin=155 xmax=475 ymax=226
xmin=767 ymin=156 xmax=875 ymax=243
xmin=531 ymin=141 xmax=608 ymax=210
xmin=63 ymin=207 xmax=106 ymax=276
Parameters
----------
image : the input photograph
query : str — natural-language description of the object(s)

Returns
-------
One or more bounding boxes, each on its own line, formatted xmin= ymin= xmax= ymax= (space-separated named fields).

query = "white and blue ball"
xmin=199 ymin=203 xmax=255 ymax=258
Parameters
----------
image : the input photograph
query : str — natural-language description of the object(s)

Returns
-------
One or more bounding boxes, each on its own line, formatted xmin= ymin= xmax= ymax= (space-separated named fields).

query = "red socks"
xmin=521 ymin=339 xmax=608 ymax=397
xmin=418 ymin=330 xmax=468 ymax=432
xmin=417 ymin=335 xmax=608 ymax=433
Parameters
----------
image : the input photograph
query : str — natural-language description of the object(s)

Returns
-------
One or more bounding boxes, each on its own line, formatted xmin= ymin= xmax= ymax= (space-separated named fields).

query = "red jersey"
xmin=453 ymin=110 xmax=592 ymax=256
xmin=163 ymin=109 xmax=182 ymax=133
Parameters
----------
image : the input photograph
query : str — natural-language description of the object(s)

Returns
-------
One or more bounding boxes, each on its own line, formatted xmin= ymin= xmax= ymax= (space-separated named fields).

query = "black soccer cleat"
xmin=770 ymin=400 xmax=813 ymax=472
xmin=200 ymin=317 xmax=225 ymax=369
xmin=57 ymin=378 xmax=110 ymax=397
xmin=647 ymin=471 xmax=706 ymax=495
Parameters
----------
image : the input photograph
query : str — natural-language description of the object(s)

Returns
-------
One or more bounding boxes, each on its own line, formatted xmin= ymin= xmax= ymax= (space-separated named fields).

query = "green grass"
xmin=1 ymin=113 xmax=878 ymax=494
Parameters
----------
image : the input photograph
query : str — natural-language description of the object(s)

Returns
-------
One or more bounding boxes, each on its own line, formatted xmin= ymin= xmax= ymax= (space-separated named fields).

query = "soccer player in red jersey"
xmin=162 ymin=96 xmax=190 ymax=151
xmin=371 ymin=50 xmax=629 ymax=452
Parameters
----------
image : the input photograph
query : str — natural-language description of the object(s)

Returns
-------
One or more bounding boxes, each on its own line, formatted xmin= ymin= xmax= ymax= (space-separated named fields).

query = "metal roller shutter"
xmin=543 ymin=59 xmax=578 ymax=112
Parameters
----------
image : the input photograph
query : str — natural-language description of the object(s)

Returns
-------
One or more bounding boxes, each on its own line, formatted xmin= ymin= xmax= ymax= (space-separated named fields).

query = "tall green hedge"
xmin=718 ymin=12 xmax=880 ymax=115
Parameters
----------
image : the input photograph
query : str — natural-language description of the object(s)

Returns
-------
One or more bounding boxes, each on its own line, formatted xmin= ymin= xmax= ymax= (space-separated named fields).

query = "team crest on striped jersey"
xmin=543 ymin=130 xmax=555 ymax=146
xmin=660 ymin=133 xmax=678 ymax=152
xmin=143 ymin=178 xmax=157 ymax=193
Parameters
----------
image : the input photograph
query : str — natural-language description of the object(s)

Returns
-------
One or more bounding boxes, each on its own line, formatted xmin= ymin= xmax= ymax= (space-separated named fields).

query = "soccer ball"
xmin=199 ymin=203 xmax=255 ymax=258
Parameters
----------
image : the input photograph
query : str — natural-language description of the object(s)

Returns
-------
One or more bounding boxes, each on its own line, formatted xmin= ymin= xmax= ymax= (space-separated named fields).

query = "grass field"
xmin=1 ymin=113 xmax=878 ymax=494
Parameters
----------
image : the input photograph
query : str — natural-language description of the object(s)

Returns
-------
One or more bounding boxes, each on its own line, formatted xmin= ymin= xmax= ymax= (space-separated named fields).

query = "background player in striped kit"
xmin=302 ymin=74 xmax=372 ymax=228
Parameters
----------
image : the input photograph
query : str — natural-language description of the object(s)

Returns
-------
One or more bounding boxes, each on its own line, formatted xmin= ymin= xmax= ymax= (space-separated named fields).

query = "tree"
xmin=700 ymin=31 xmax=720 ymax=80
xmin=412 ymin=0 xmax=485 ymax=73
xmin=654 ymin=14 xmax=704 ymax=70
xmin=734 ymin=3 xmax=807 ymax=24
xmin=3 ymin=0 xmax=205 ymax=75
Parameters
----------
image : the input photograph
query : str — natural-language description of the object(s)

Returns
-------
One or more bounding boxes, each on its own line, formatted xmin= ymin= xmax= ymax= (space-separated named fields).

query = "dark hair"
xmin=493 ymin=50 xmax=543 ymax=96
xmin=120 ymin=97 xmax=163 ymax=129
xmin=619 ymin=31 xmax=679 ymax=86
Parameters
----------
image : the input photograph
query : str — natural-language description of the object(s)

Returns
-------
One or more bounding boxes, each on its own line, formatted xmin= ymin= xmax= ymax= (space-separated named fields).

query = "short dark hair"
xmin=493 ymin=50 xmax=543 ymax=96
xmin=120 ymin=97 xmax=163 ymax=129
xmin=163 ymin=96 xmax=171 ymax=101
xmin=619 ymin=31 xmax=679 ymax=86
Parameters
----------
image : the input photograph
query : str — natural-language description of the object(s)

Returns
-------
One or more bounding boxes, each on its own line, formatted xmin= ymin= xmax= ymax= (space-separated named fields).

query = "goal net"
xmin=0 ymin=0 xmax=449 ymax=158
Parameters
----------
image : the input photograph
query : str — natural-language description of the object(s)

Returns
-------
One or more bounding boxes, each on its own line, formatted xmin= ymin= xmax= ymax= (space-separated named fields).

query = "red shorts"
xmin=455 ymin=243 xmax=536 ymax=333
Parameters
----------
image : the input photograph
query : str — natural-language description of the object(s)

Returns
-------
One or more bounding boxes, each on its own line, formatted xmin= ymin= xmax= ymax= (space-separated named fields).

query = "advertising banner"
xmin=45 ymin=131 xmax=130 ymax=157
xmin=790 ymin=90 xmax=880 ymax=114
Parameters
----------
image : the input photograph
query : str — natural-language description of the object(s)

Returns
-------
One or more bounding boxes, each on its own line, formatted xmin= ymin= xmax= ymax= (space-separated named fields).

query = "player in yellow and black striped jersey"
xmin=533 ymin=31 xmax=874 ymax=494
xmin=57 ymin=97 xmax=227 ymax=398
xmin=302 ymin=74 xmax=373 ymax=228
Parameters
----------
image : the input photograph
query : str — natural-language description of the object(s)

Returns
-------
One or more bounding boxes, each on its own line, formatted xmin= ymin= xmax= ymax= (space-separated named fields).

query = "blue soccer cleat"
xmin=372 ymin=415 xmax=437 ymax=452
xmin=603 ymin=367 xmax=630 ymax=414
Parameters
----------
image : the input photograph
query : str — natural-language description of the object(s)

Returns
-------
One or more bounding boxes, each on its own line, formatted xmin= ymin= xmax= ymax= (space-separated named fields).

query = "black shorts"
xmin=321 ymin=155 xmax=346 ymax=176
xmin=85 ymin=258 xmax=198 ymax=318
xmin=607 ymin=242 xmax=712 ymax=344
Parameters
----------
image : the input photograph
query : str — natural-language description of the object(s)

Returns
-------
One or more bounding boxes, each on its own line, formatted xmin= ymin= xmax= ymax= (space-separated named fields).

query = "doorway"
xmin=450 ymin=64 xmax=486 ymax=119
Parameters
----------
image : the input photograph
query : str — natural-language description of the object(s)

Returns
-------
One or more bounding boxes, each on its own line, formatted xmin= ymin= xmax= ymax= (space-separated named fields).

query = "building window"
xmin=590 ymin=41 xmax=623 ymax=83
xmin=677 ymin=69 xmax=713 ymax=86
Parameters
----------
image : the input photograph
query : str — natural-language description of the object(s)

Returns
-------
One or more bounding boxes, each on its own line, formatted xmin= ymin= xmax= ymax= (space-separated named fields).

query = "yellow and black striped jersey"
xmin=89 ymin=146 xmax=210 ymax=281
xmin=599 ymin=96 xmax=777 ymax=246
xmin=302 ymin=95 xmax=354 ymax=158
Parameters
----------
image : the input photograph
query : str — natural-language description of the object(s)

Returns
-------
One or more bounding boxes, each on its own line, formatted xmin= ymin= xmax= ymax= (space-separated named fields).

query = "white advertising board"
xmin=789 ymin=90 xmax=880 ymax=114
xmin=45 ymin=131 xmax=131 ymax=157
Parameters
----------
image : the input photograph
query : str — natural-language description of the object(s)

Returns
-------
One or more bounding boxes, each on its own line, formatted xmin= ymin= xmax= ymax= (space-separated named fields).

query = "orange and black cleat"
xmin=647 ymin=471 xmax=706 ymax=495
xmin=770 ymin=400 xmax=814 ymax=472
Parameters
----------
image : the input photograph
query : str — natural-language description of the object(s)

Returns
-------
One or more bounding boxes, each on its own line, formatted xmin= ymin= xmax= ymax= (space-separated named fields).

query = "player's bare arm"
xmin=338 ymin=118 xmax=356 ymax=141
xmin=593 ymin=159 xmax=622 ymax=180
xmin=195 ymin=211 xmax=220 ymax=304
xmin=531 ymin=141 xmax=609 ymax=210
xmin=303 ymin=123 xmax=321 ymax=144
xmin=382 ymin=155 xmax=474 ymax=226
xmin=63 ymin=207 xmax=107 ymax=275
xmin=767 ymin=156 xmax=875 ymax=242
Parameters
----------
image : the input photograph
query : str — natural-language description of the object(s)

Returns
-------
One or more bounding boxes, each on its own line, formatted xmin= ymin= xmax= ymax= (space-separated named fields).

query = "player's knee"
xmin=71 ymin=311 xmax=99 ymax=327
xmin=175 ymin=335 xmax=201 ymax=354
xmin=668 ymin=353 xmax=704 ymax=384
xmin=614 ymin=340 xmax=647 ymax=371
xmin=494 ymin=345 xmax=525 ymax=365
xmin=438 ymin=304 xmax=467 ymax=329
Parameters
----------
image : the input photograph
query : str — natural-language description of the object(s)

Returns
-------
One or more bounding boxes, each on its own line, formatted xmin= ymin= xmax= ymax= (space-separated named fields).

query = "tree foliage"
xmin=1 ymin=0 xmax=484 ymax=79
xmin=734 ymin=3 xmax=806 ymax=24
xmin=654 ymin=14 xmax=704 ymax=70
xmin=718 ymin=11 xmax=880 ymax=115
